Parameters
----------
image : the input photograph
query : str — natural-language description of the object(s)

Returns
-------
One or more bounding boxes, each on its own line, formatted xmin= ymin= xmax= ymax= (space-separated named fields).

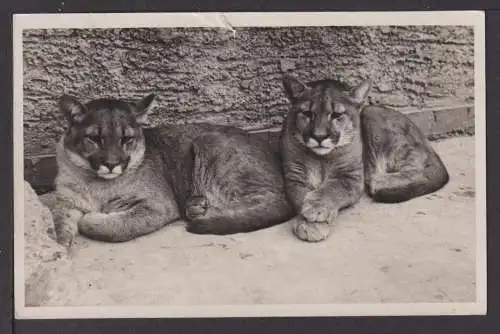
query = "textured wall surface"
xmin=23 ymin=26 xmax=474 ymax=156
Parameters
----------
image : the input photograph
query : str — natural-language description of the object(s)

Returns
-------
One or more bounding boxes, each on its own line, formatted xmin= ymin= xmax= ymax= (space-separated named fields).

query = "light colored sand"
xmin=38 ymin=136 xmax=477 ymax=306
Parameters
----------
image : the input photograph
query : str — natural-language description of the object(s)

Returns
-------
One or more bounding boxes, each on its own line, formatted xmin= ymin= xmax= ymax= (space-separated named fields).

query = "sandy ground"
xmin=37 ymin=136 xmax=476 ymax=306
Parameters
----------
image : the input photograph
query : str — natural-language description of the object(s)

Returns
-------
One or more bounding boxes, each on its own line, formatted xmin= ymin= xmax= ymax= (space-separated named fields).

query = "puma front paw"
xmin=78 ymin=212 xmax=112 ymax=236
xmin=102 ymin=195 xmax=142 ymax=213
xmin=185 ymin=196 xmax=208 ymax=220
xmin=301 ymin=200 xmax=338 ymax=224
xmin=292 ymin=216 xmax=333 ymax=242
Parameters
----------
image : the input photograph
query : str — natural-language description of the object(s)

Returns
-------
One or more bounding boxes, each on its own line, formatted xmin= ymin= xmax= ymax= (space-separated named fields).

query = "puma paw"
xmin=185 ymin=196 xmax=208 ymax=220
xmin=78 ymin=212 xmax=112 ymax=236
xmin=301 ymin=201 xmax=338 ymax=224
xmin=292 ymin=217 xmax=333 ymax=242
xmin=102 ymin=195 xmax=141 ymax=213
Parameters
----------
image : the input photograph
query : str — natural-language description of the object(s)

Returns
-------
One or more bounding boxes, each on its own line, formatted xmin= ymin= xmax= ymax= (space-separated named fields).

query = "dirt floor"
xmin=35 ymin=136 xmax=477 ymax=307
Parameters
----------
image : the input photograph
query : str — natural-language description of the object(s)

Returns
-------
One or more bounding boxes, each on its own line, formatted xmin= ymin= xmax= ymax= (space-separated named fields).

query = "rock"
xmin=39 ymin=191 xmax=57 ymax=210
xmin=24 ymin=181 xmax=70 ymax=306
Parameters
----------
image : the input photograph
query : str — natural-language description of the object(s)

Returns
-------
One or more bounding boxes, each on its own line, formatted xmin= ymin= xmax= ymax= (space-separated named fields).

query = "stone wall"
xmin=23 ymin=26 xmax=474 ymax=156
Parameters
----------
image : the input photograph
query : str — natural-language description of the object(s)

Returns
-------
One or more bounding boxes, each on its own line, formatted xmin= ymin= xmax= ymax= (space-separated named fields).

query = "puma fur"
xmin=52 ymin=94 xmax=293 ymax=248
xmin=280 ymin=74 xmax=449 ymax=242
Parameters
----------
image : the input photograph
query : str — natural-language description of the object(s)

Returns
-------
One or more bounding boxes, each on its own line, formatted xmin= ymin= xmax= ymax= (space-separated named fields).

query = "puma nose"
xmin=102 ymin=161 xmax=121 ymax=171
xmin=312 ymin=133 xmax=329 ymax=144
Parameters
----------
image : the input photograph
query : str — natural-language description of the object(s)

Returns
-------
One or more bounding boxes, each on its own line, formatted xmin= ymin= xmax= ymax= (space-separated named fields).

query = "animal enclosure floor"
xmin=39 ymin=136 xmax=477 ymax=307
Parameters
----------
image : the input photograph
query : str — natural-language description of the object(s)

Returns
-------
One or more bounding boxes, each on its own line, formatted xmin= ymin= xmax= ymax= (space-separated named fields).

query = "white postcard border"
xmin=13 ymin=11 xmax=487 ymax=319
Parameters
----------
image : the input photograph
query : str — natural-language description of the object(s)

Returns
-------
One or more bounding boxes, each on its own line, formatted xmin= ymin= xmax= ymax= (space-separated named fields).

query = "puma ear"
xmin=133 ymin=93 xmax=156 ymax=124
xmin=349 ymin=80 xmax=372 ymax=105
xmin=59 ymin=95 xmax=87 ymax=123
xmin=282 ymin=74 xmax=310 ymax=101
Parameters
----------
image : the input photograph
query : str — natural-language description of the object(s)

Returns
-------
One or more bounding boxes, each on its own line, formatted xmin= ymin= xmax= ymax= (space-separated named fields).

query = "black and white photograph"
xmin=13 ymin=12 xmax=486 ymax=318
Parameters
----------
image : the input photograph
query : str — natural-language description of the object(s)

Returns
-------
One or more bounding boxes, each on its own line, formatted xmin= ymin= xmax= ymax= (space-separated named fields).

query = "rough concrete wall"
xmin=23 ymin=26 xmax=474 ymax=156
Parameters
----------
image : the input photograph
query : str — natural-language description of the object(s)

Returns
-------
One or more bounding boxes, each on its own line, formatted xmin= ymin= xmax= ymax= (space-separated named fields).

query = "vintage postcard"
xmin=13 ymin=11 xmax=486 ymax=319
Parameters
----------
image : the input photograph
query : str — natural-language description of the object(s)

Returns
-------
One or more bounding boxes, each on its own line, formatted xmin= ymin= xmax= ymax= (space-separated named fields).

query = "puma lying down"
xmin=52 ymin=94 xmax=293 ymax=246
xmin=361 ymin=105 xmax=449 ymax=203
xmin=280 ymin=74 xmax=449 ymax=242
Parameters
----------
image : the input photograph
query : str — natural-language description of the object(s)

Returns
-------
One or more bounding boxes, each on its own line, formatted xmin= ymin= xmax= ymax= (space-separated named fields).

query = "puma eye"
xmin=121 ymin=136 xmax=135 ymax=145
xmin=328 ymin=112 xmax=344 ymax=121
xmin=301 ymin=110 xmax=312 ymax=118
xmin=297 ymin=101 xmax=311 ymax=114
xmin=84 ymin=135 xmax=100 ymax=144
xmin=298 ymin=111 xmax=312 ymax=122
xmin=301 ymin=109 xmax=312 ymax=118
xmin=329 ymin=103 xmax=346 ymax=120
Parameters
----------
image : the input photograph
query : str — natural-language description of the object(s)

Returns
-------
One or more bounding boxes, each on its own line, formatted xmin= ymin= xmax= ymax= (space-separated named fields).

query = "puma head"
xmin=59 ymin=93 xmax=155 ymax=179
xmin=283 ymin=74 xmax=371 ymax=156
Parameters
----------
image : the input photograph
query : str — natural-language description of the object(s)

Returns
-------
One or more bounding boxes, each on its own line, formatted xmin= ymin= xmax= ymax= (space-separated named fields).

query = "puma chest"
xmin=306 ymin=161 xmax=325 ymax=189
xmin=57 ymin=163 xmax=153 ymax=211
